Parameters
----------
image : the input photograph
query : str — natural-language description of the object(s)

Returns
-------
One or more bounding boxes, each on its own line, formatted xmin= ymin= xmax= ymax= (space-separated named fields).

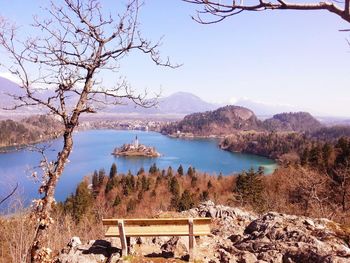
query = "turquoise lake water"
xmin=0 ymin=130 xmax=276 ymax=206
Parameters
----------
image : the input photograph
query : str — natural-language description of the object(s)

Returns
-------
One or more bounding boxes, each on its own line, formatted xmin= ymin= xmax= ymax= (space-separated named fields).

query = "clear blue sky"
xmin=1 ymin=0 xmax=350 ymax=117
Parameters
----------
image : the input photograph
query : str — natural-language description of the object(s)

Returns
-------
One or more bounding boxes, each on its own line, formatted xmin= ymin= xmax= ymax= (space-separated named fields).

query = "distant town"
xmin=78 ymin=119 xmax=170 ymax=133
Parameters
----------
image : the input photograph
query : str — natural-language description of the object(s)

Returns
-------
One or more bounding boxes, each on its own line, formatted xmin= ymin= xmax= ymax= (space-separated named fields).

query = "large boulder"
xmin=58 ymin=239 xmax=120 ymax=263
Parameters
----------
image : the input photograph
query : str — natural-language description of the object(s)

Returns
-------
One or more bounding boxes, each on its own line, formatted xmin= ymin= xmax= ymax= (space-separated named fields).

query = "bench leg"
xmin=188 ymin=218 xmax=194 ymax=262
xmin=118 ymin=220 xmax=128 ymax=256
xmin=127 ymin=237 xmax=131 ymax=254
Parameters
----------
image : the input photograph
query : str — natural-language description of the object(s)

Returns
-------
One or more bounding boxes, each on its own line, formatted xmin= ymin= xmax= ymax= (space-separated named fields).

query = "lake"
xmin=0 ymin=130 xmax=276 ymax=206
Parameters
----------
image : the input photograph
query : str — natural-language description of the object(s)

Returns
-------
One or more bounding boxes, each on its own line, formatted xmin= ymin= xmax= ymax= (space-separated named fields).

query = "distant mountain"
xmin=162 ymin=105 xmax=263 ymax=136
xmin=105 ymin=91 xmax=218 ymax=115
xmin=234 ymin=98 xmax=301 ymax=117
xmin=263 ymin=112 xmax=323 ymax=132
xmin=0 ymin=77 xmax=217 ymax=116
xmin=0 ymin=76 xmax=46 ymax=116
xmin=0 ymin=76 xmax=23 ymax=108
xmin=159 ymin=92 xmax=218 ymax=114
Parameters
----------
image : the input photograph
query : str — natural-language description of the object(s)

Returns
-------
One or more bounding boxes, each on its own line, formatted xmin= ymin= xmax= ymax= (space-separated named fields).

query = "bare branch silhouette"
xmin=0 ymin=183 xmax=18 ymax=206
xmin=184 ymin=0 xmax=350 ymax=24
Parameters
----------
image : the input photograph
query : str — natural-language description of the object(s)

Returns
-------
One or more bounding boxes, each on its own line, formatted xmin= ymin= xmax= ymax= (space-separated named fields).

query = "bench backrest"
xmin=102 ymin=218 xmax=211 ymax=237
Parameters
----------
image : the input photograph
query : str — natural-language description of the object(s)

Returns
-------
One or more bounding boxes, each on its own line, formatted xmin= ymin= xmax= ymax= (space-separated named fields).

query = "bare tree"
xmin=184 ymin=0 xmax=350 ymax=24
xmin=332 ymin=160 xmax=350 ymax=212
xmin=0 ymin=0 xmax=176 ymax=261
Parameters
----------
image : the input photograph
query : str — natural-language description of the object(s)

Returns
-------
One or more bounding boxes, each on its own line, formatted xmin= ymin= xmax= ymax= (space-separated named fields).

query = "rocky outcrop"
xmin=58 ymin=201 xmax=350 ymax=263
xmin=190 ymin=201 xmax=350 ymax=263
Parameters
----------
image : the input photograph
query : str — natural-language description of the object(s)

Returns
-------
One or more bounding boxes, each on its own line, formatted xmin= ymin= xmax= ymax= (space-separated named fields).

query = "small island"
xmin=112 ymin=136 xmax=161 ymax=157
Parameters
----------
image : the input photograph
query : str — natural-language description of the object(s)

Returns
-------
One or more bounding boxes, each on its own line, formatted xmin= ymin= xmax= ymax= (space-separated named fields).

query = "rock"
xmin=304 ymin=219 xmax=315 ymax=227
xmin=160 ymin=237 xmax=178 ymax=258
xmin=258 ymin=250 xmax=283 ymax=262
xmin=217 ymin=248 xmax=237 ymax=263
xmin=59 ymin=201 xmax=350 ymax=263
xmin=238 ymin=251 xmax=258 ymax=263
xmin=58 ymin=239 xmax=120 ymax=263
xmin=68 ymin=237 xmax=82 ymax=248
xmin=160 ymin=236 xmax=194 ymax=259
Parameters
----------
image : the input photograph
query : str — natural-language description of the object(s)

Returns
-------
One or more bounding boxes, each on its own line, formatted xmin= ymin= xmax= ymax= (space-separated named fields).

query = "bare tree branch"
xmin=0 ymin=183 xmax=18 ymax=206
xmin=184 ymin=0 xmax=350 ymax=24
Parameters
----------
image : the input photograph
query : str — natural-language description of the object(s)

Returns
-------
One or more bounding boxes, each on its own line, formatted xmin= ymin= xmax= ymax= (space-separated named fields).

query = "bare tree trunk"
xmin=0 ymin=2 xmax=177 ymax=261
xmin=29 ymin=131 xmax=73 ymax=262
xmin=30 ymin=76 xmax=94 ymax=261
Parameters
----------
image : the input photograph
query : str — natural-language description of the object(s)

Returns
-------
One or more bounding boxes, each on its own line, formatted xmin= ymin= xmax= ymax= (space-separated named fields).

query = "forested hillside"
xmin=162 ymin=105 xmax=263 ymax=135
xmin=263 ymin=112 xmax=322 ymax=132
xmin=162 ymin=105 xmax=324 ymax=136
xmin=0 ymin=115 xmax=63 ymax=149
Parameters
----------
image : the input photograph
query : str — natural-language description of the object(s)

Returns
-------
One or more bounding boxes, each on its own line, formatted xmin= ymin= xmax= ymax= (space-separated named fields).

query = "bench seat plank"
xmin=103 ymin=218 xmax=211 ymax=226
xmin=105 ymin=223 xmax=210 ymax=237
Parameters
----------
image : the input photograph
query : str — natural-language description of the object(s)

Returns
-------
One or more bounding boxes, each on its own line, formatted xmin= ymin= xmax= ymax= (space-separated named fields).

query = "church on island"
xmin=112 ymin=135 xmax=160 ymax=157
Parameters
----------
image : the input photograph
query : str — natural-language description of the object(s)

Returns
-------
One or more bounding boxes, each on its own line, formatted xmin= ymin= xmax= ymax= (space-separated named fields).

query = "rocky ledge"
xmin=58 ymin=201 xmax=350 ymax=262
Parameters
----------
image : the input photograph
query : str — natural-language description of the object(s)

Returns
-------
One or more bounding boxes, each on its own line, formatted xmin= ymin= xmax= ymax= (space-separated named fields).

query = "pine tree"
xmin=169 ymin=176 xmax=180 ymax=196
xmin=167 ymin=166 xmax=173 ymax=177
xmin=177 ymin=190 xmax=195 ymax=212
xmin=92 ymin=170 xmax=99 ymax=192
xmin=141 ymin=175 xmax=150 ymax=191
xmin=177 ymin=164 xmax=184 ymax=176
xmin=191 ymin=175 xmax=198 ymax=187
xmin=207 ymin=180 xmax=213 ymax=189
xmin=336 ymin=137 xmax=350 ymax=166
xmin=126 ymin=170 xmax=135 ymax=192
xmin=187 ymin=166 xmax=194 ymax=177
xmin=98 ymin=168 xmax=106 ymax=186
xmin=309 ymin=145 xmax=322 ymax=167
xmin=300 ymin=148 xmax=309 ymax=166
xmin=218 ymin=172 xmax=223 ymax=180
xmin=322 ymin=143 xmax=332 ymax=170
xmin=109 ymin=163 xmax=117 ymax=179
xmin=105 ymin=177 xmax=115 ymax=194
xmin=113 ymin=195 xmax=121 ymax=207
xmin=235 ymin=168 xmax=265 ymax=210
xmin=73 ymin=180 xmax=93 ymax=222
xmin=149 ymin=163 xmax=158 ymax=174
xmin=137 ymin=167 xmax=145 ymax=175
xmin=200 ymin=190 xmax=209 ymax=201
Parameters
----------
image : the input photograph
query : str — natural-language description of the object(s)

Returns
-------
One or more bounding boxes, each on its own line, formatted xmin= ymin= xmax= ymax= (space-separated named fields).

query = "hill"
xmin=0 ymin=115 xmax=63 ymax=149
xmin=162 ymin=106 xmax=323 ymax=136
xmin=161 ymin=105 xmax=263 ymax=136
xmin=263 ymin=112 xmax=322 ymax=132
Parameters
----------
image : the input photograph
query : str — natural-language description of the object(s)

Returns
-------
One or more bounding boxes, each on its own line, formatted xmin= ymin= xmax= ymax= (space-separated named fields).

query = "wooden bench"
xmin=102 ymin=217 xmax=211 ymax=260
